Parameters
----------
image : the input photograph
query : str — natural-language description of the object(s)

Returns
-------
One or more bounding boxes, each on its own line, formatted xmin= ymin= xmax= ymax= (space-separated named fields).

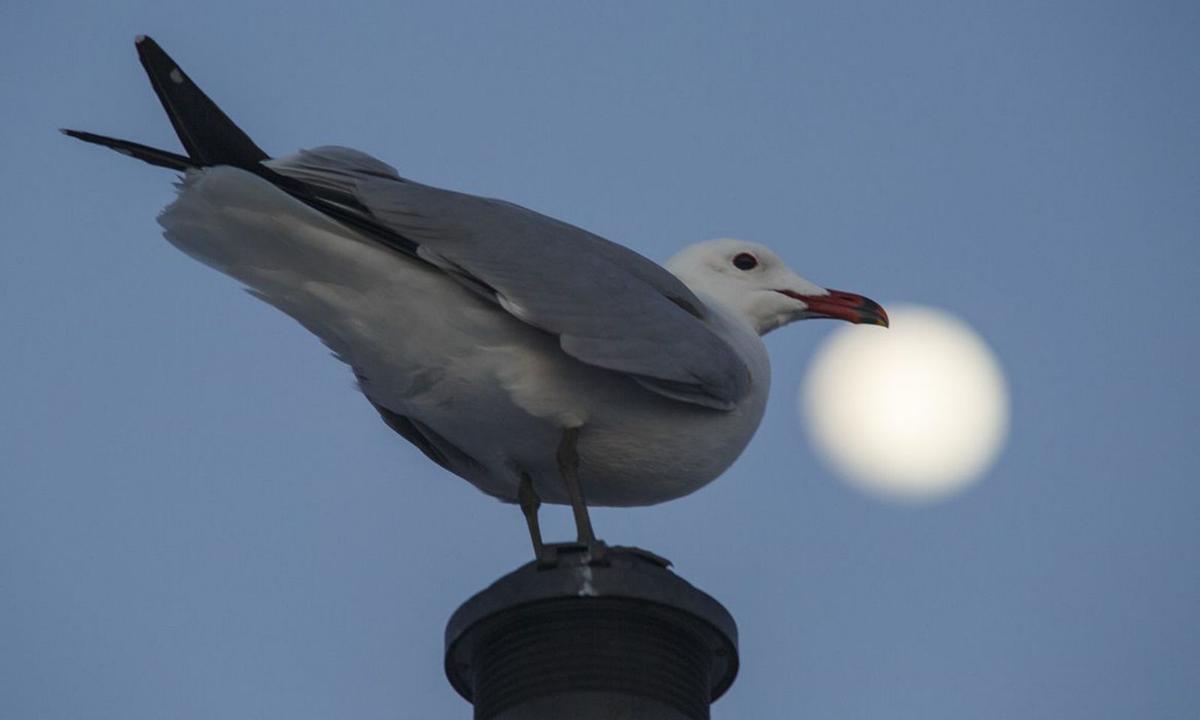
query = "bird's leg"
xmin=556 ymin=427 xmax=599 ymax=548
xmin=517 ymin=471 xmax=548 ymax=562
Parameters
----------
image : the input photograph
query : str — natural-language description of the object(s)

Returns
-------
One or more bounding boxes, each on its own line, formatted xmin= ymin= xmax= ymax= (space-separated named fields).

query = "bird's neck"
xmin=692 ymin=290 xmax=774 ymax=341
xmin=695 ymin=289 xmax=792 ymax=337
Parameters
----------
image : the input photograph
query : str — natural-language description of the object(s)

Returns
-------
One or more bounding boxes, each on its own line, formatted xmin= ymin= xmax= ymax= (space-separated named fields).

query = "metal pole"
xmin=446 ymin=546 xmax=738 ymax=720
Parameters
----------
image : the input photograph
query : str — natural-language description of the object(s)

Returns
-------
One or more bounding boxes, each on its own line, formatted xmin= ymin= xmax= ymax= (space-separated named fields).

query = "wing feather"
xmin=267 ymin=147 xmax=751 ymax=409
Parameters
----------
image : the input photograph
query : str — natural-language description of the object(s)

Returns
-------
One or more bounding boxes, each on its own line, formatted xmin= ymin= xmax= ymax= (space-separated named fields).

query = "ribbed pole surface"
xmin=474 ymin=598 xmax=711 ymax=719
xmin=445 ymin=546 xmax=737 ymax=720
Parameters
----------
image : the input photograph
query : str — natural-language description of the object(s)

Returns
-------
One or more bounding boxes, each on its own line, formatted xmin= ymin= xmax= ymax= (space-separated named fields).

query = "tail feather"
xmin=134 ymin=35 xmax=269 ymax=168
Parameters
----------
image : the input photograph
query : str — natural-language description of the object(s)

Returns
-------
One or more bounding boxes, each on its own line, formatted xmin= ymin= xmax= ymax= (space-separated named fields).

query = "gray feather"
xmin=267 ymin=148 xmax=751 ymax=409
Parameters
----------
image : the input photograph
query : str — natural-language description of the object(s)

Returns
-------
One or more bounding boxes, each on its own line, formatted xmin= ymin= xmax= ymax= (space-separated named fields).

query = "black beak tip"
xmin=863 ymin=301 xmax=889 ymax=328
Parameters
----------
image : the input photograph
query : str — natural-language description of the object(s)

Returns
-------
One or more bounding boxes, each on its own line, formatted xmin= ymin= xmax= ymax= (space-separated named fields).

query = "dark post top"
xmin=445 ymin=545 xmax=739 ymax=720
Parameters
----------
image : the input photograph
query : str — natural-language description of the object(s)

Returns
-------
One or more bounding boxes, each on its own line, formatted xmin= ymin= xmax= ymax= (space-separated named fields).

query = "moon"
xmin=800 ymin=304 xmax=1009 ymax=501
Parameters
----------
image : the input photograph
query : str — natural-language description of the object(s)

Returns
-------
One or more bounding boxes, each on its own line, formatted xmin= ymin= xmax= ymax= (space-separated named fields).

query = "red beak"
xmin=776 ymin=288 xmax=889 ymax=327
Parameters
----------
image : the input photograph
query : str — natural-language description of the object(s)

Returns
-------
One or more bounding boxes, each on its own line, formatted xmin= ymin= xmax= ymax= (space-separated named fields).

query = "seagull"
xmin=65 ymin=37 xmax=887 ymax=560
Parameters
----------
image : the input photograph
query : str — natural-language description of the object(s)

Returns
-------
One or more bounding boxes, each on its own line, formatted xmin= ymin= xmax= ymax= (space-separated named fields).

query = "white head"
xmin=666 ymin=239 xmax=888 ymax=336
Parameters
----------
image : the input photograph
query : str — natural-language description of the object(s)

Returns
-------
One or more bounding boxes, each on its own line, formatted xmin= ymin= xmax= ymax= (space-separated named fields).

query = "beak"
xmin=776 ymin=288 xmax=889 ymax=327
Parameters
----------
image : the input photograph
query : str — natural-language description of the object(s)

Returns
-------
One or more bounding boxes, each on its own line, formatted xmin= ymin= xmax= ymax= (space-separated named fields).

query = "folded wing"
xmin=268 ymin=147 xmax=752 ymax=410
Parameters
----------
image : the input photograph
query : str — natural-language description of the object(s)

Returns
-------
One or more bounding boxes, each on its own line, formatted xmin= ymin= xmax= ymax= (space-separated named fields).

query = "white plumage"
xmin=161 ymin=165 xmax=774 ymax=507
xmin=66 ymin=37 xmax=887 ymax=551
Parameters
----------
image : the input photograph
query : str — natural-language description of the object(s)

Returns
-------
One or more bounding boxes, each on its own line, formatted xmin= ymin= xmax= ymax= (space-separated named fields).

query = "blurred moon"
xmin=800 ymin=304 xmax=1008 ymax=501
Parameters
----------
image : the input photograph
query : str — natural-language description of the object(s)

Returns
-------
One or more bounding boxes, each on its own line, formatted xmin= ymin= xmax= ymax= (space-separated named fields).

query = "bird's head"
xmin=666 ymin=238 xmax=888 ymax=336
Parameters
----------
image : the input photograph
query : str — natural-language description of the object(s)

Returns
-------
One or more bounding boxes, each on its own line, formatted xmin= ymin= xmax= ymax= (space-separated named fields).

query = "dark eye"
xmin=732 ymin=253 xmax=758 ymax=271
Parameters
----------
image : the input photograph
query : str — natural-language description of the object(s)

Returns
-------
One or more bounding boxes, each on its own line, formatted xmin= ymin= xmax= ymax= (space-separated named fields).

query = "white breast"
xmin=160 ymin=167 xmax=771 ymax=508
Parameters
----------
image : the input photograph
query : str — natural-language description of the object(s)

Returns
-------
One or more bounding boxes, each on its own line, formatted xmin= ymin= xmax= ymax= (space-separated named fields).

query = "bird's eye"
xmin=732 ymin=253 xmax=758 ymax=271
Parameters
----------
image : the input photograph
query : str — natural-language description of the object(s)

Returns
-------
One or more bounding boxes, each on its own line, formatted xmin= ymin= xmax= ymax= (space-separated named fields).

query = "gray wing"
xmin=265 ymin=147 xmax=751 ymax=410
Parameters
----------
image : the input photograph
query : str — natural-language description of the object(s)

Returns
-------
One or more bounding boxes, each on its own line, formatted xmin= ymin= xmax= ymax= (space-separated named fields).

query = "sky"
xmin=2 ymin=2 xmax=1198 ymax=718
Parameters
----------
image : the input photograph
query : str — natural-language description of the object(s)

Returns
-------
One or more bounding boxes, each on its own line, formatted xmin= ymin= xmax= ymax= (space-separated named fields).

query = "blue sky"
xmin=2 ymin=2 xmax=1197 ymax=718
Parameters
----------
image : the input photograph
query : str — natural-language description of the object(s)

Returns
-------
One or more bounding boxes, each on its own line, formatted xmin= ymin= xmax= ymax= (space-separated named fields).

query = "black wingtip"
xmin=134 ymin=36 xmax=269 ymax=168
xmin=62 ymin=128 xmax=194 ymax=171
xmin=61 ymin=128 xmax=94 ymax=142
xmin=133 ymin=35 xmax=169 ymax=67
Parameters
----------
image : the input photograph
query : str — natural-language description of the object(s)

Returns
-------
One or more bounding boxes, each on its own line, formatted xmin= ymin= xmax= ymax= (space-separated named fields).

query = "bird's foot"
xmin=535 ymin=539 xmax=610 ymax=568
